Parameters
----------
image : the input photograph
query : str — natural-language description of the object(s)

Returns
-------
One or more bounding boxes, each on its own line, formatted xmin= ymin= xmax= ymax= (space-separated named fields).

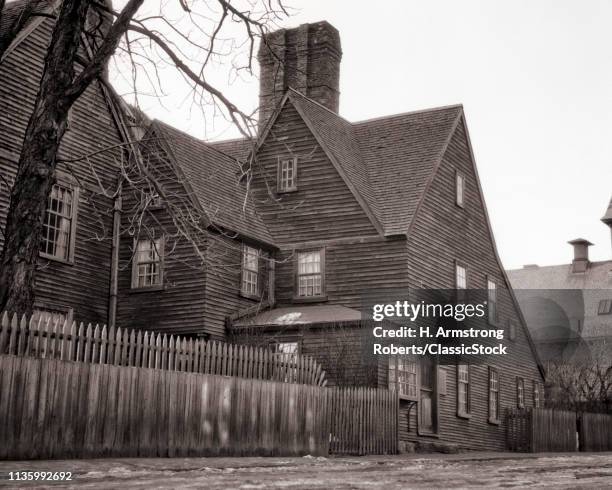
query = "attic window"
xmin=278 ymin=157 xmax=297 ymax=192
xmin=598 ymin=299 xmax=612 ymax=315
xmin=456 ymin=171 xmax=465 ymax=208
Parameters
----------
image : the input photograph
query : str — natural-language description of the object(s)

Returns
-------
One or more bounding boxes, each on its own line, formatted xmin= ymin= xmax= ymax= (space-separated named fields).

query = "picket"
xmin=328 ymin=386 xmax=398 ymax=455
xmin=0 ymin=311 xmax=326 ymax=386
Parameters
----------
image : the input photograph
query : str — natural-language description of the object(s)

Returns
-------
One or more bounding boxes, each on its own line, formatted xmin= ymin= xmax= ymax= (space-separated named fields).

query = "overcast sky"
xmin=113 ymin=0 xmax=612 ymax=270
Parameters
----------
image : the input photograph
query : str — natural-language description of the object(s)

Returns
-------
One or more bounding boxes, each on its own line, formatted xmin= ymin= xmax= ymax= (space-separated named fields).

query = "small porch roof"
xmin=232 ymin=304 xmax=362 ymax=328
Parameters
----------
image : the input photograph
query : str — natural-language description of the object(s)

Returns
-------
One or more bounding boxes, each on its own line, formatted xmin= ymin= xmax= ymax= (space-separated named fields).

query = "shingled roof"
xmin=210 ymin=89 xmax=463 ymax=237
xmin=508 ymin=261 xmax=612 ymax=339
xmin=151 ymin=121 xmax=274 ymax=246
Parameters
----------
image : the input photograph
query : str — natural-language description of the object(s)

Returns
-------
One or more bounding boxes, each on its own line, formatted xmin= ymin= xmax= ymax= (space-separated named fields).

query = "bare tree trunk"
xmin=0 ymin=0 xmax=90 ymax=314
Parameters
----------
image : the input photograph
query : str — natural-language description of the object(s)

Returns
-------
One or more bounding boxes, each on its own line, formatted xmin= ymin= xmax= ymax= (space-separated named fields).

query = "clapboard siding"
xmin=204 ymin=234 xmax=272 ymax=340
xmin=0 ymin=18 xmax=123 ymax=325
xmin=401 ymin=117 xmax=543 ymax=449
xmin=274 ymin=237 xmax=408 ymax=306
xmin=115 ymin=140 xmax=210 ymax=337
xmin=252 ymin=102 xmax=378 ymax=242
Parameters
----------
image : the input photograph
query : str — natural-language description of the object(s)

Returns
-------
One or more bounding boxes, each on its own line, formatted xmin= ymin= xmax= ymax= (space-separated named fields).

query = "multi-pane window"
xmin=456 ymin=171 xmax=465 ymax=207
xmin=457 ymin=364 xmax=470 ymax=416
xmin=389 ymin=356 xmax=418 ymax=399
xmin=132 ymin=238 xmax=163 ymax=288
xmin=487 ymin=278 xmax=498 ymax=324
xmin=533 ymin=381 xmax=541 ymax=408
xmin=489 ymin=367 xmax=500 ymax=422
xmin=455 ymin=263 xmax=467 ymax=302
xmin=517 ymin=377 xmax=525 ymax=408
xmin=271 ymin=341 xmax=299 ymax=382
xmin=241 ymin=245 xmax=259 ymax=297
xmin=297 ymin=250 xmax=323 ymax=297
xmin=278 ymin=157 xmax=297 ymax=192
xmin=597 ymin=299 xmax=612 ymax=315
xmin=456 ymin=264 xmax=467 ymax=290
xmin=41 ymin=183 xmax=77 ymax=261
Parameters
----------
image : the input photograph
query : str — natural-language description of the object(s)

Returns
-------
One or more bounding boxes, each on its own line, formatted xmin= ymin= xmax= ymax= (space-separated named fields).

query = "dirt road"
xmin=0 ymin=452 xmax=611 ymax=489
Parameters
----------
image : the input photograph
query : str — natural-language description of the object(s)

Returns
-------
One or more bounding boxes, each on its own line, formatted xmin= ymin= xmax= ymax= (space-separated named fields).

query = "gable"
xmin=151 ymin=122 xmax=274 ymax=246
xmin=408 ymin=116 xmax=545 ymax=378
xmin=253 ymin=100 xmax=379 ymax=243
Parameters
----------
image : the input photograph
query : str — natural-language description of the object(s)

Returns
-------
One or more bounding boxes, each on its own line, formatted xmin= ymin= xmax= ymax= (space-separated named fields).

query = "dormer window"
xmin=456 ymin=170 xmax=465 ymax=208
xmin=278 ymin=157 xmax=298 ymax=192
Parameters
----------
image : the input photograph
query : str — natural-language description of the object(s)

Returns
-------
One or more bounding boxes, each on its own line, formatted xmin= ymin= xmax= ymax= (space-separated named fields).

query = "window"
xmin=457 ymin=364 xmax=470 ymax=417
xmin=296 ymin=249 xmax=324 ymax=298
xmin=456 ymin=171 xmax=465 ymax=207
xmin=488 ymin=367 xmax=500 ymax=423
xmin=389 ymin=356 xmax=418 ymax=399
xmin=533 ymin=381 xmax=542 ymax=408
xmin=278 ymin=157 xmax=297 ymax=192
xmin=132 ymin=237 xmax=163 ymax=288
xmin=270 ymin=340 xmax=299 ymax=382
xmin=517 ymin=377 xmax=525 ymax=408
xmin=455 ymin=262 xmax=467 ymax=302
xmin=40 ymin=182 xmax=78 ymax=262
xmin=597 ymin=299 xmax=612 ymax=315
xmin=241 ymin=245 xmax=259 ymax=297
xmin=487 ymin=278 xmax=498 ymax=324
xmin=455 ymin=263 xmax=467 ymax=290
xmin=142 ymin=191 xmax=162 ymax=209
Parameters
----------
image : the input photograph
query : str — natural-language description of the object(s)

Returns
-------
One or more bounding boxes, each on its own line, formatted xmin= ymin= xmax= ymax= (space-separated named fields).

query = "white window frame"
xmin=389 ymin=355 xmax=418 ymax=401
xmin=487 ymin=277 xmax=498 ymax=325
xmin=517 ymin=377 xmax=525 ymax=408
xmin=455 ymin=170 xmax=465 ymax=208
xmin=489 ymin=367 xmax=500 ymax=424
xmin=40 ymin=174 xmax=79 ymax=264
xmin=277 ymin=156 xmax=298 ymax=192
xmin=533 ymin=381 xmax=541 ymax=409
xmin=131 ymin=236 xmax=164 ymax=289
xmin=296 ymin=249 xmax=325 ymax=299
xmin=457 ymin=364 xmax=470 ymax=418
xmin=455 ymin=263 xmax=467 ymax=290
xmin=241 ymin=245 xmax=260 ymax=298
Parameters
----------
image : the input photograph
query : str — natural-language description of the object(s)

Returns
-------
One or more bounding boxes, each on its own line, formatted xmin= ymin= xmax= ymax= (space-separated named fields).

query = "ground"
xmin=0 ymin=452 xmax=611 ymax=489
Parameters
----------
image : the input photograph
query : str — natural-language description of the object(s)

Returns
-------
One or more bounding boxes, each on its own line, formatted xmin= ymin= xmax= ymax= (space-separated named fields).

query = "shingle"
xmin=0 ymin=0 xmax=48 ymax=38
xmin=507 ymin=261 xmax=612 ymax=339
xmin=152 ymin=121 xmax=274 ymax=246
xmin=160 ymin=91 xmax=462 ymax=240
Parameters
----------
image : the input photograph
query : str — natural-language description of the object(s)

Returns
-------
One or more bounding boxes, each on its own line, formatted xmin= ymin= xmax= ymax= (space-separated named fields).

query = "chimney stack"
xmin=568 ymin=238 xmax=593 ymax=273
xmin=257 ymin=21 xmax=342 ymax=130
xmin=601 ymin=196 xmax=612 ymax=254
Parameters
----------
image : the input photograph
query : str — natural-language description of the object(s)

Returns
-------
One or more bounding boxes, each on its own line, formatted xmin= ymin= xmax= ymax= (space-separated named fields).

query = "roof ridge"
xmin=287 ymin=88 xmax=354 ymax=125
xmin=352 ymin=104 xmax=463 ymax=126
xmin=153 ymin=119 xmax=251 ymax=162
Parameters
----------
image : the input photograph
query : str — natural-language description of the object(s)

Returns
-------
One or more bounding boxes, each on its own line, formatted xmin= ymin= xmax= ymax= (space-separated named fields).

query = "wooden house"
xmin=0 ymin=0 xmax=130 ymax=326
xmin=116 ymin=22 xmax=545 ymax=450
xmin=1 ymin=2 xmax=546 ymax=451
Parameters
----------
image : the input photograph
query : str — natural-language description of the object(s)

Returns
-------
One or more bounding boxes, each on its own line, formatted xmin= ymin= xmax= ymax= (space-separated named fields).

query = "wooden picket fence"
xmin=0 ymin=312 xmax=326 ymax=386
xmin=0 ymin=355 xmax=330 ymax=459
xmin=508 ymin=408 xmax=612 ymax=452
xmin=579 ymin=412 xmax=612 ymax=451
xmin=327 ymin=386 xmax=398 ymax=455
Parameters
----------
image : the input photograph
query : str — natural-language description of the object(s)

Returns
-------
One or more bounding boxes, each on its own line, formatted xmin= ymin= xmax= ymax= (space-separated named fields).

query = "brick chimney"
xmin=568 ymin=238 xmax=593 ymax=273
xmin=601 ymin=196 xmax=612 ymax=254
xmin=257 ymin=21 xmax=342 ymax=129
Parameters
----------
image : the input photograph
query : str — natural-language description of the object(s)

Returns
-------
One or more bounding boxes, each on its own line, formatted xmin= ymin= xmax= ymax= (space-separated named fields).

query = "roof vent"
xmin=568 ymin=238 xmax=593 ymax=273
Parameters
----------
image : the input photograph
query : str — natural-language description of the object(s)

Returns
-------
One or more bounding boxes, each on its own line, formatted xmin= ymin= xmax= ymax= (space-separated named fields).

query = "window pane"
xmin=134 ymin=238 xmax=162 ymax=287
xmin=41 ymin=183 xmax=74 ymax=260
xmin=456 ymin=265 xmax=466 ymax=289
